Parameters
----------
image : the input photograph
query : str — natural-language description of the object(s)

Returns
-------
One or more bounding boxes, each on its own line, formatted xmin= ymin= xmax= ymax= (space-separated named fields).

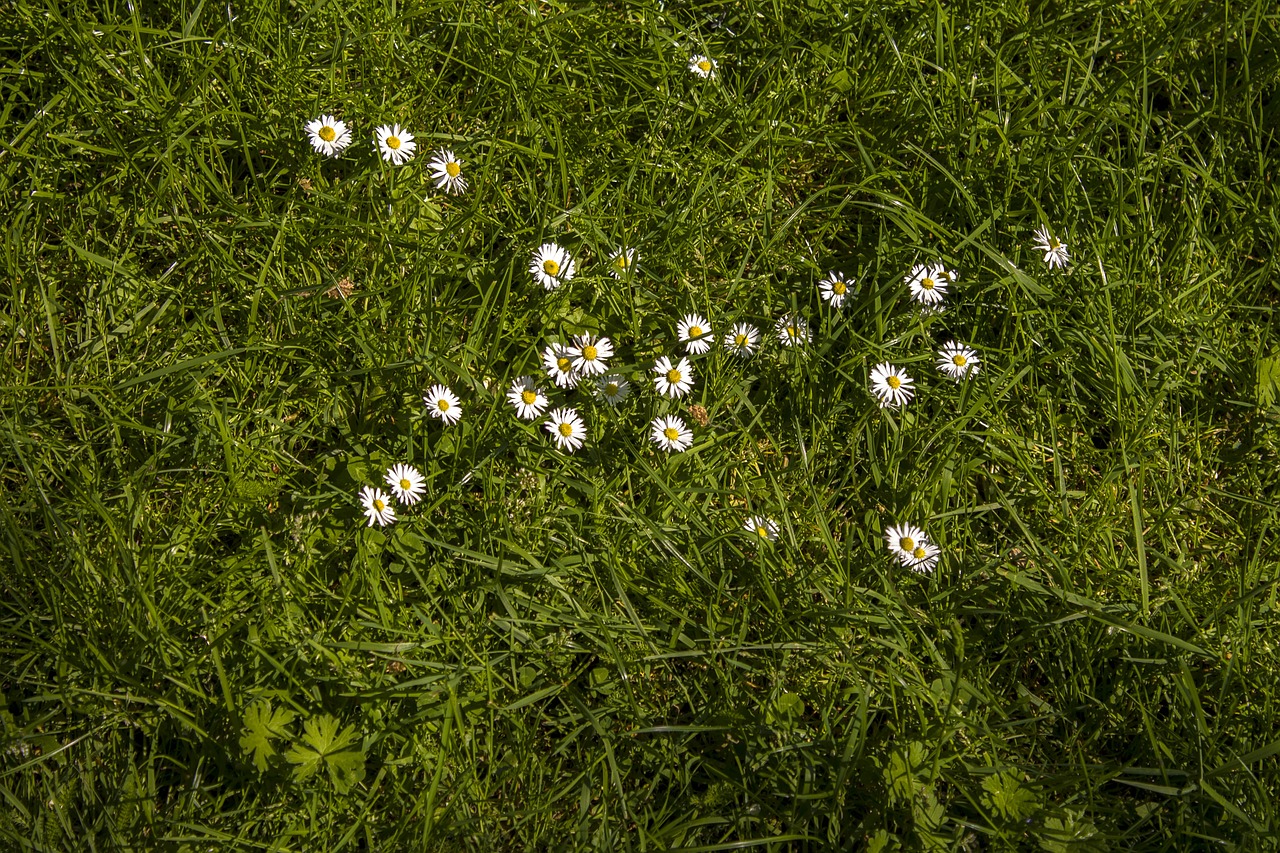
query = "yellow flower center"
xmin=887 ymin=376 xmax=901 ymax=389
xmin=921 ymin=277 xmax=935 ymax=290
xmin=697 ymin=59 xmax=712 ymax=73
xmin=582 ymin=345 xmax=597 ymax=360
xmin=787 ymin=326 xmax=798 ymax=337
xmin=386 ymin=135 xmax=401 ymax=150
xmin=666 ymin=369 xmax=682 ymax=384
xmin=899 ymin=536 xmax=915 ymax=551
xmin=557 ymin=357 xmax=571 ymax=372
xmin=756 ymin=525 xmax=770 ymax=538
xmin=373 ymin=499 xmax=385 ymax=512
xmin=437 ymin=399 xmax=450 ymax=411
xmin=735 ymin=333 xmax=748 ymax=346
xmin=832 ymin=281 xmax=846 ymax=295
xmin=521 ymin=389 xmax=537 ymax=405
xmin=663 ymin=427 xmax=679 ymax=441
xmin=445 ymin=161 xmax=460 ymax=177
xmin=614 ymin=254 xmax=629 ymax=270
xmin=1049 ymin=238 xmax=1060 ymax=249
xmin=543 ymin=259 xmax=560 ymax=276
xmin=913 ymin=547 xmax=927 ymax=559
xmin=605 ymin=383 xmax=618 ymax=396
xmin=689 ymin=325 xmax=702 ymax=338
xmin=952 ymin=354 xmax=967 ymax=366
xmin=558 ymin=422 xmax=573 ymax=437
xmin=319 ymin=125 xmax=336 ymax=142
xmin=399 ymin=478 xmax=411 ymax=491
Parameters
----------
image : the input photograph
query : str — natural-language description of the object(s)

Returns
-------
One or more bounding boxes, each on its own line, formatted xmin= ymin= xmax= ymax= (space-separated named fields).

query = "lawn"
xmin=2 ymin=0 xmax=1279 ymax=848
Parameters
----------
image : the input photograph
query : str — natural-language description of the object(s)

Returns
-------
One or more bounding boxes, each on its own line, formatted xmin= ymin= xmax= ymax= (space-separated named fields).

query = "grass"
xmin=2 ymin=0 xmax=1279 ymax=848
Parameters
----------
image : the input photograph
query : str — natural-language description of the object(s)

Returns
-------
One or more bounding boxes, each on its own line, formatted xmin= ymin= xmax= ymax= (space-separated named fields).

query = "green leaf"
xmin=238 ymin=700 xmax=297 ymax=772
xmin=1257 ymin=354 xmax=1280 ymax=407
xmin=284 ymin=714 xmax=367 ymax=793
xmin=981 ymin=772 xmax=1040 ymax=821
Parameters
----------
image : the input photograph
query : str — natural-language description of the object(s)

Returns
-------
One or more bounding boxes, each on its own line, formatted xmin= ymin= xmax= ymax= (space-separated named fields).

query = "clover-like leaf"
xmin=284 ymin=714 xmax=367 ymax=794
xmin=238 ymin=700 xmax=297 ymax=772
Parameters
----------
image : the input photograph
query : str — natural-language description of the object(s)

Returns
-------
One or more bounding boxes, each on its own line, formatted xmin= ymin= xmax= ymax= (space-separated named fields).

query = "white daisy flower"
xmin=678 ymin=313 xmax=714 ymax=355
xmin=688 ymin=54 xmax=717 ymax=78
xmin=905 ymin=263 xmax=948 ymax=305
xmin=545 ymin=407 xmax=586 ymax=452
xmin=360 ymin=485 xmax=396 ymax=527
xmin=608 ymin=247 xmax=637 ymax=279
xmin=653 ymin=356 xmax=695 ymax=398
xmin=869 ymin=363 xmax=914 ymax=407
xmin=541 ymin=344 xmax=579 ymax=388
xmin=884 ymin=523 xmax=928 ymax=563
xmin=776 ymin=315 xmax=810 ymax=347
xmin=723 ymin=322 xmax=760 ymax=357
xmin=903 ymin=541 xmax=941 ymax=573
xmin=530 ymin=243 xmax=575 ymax=290
xmin=1032 ymin=226 xmax=1070 ymax=269
xmin=384 ymin=463 xmax=426 ymax=506
xmin=305 ymin=115 xmax=351 ymax=157
xmin=568 ymin=334 xmax=614 ymax=376
xmin=743 ymin=516 xmax=779 ymax=542
xmin=427 ymin=149 xmax=467 ymax=194
xmin=650 ymin=415 xmax=692 ymax=452
xmin=818 ymin=271 xmax=853 ymax=308
xmin=507 ymin=376 xmax=549 ymax=421
xmin=424 ymin=384 xmax=461 ymax=425
xmin=374 ymin=124 xmax=416 ymax=166
xmin=596 ymin=375 xmax=630 ymax=405
xmin=936 ymin=341 xmax=981 ymax=380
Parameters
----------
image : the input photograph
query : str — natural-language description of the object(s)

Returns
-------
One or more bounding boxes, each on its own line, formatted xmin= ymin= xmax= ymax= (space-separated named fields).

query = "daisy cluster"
xmin=304 ymin=114 xmax=468 ymax=194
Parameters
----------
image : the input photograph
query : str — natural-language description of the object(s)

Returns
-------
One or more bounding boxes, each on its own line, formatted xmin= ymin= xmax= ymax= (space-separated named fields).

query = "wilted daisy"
xmin=374 ymin=124 xmax=416 ymax=166
xmin=869 ymin=363 xmax=914 ymax=407
xmin=568 ymin=334 xmax=614 ymax=376
xmin=776 ymin=315 xmax=810 ymax=347
xmin=688 ymin=55 xmax=717 ymax=78
xmin=743 ymin=515 xmax=779 ymax=542
xmin=677 ymin=314 xmax=714 ymax=355
xmin=305 ymin=115 xmax=351 ymax=157
xmin=653 ymin=355 xmax=695 ymax=398
xmin=650 ymin=415 xmax=692 ymax=452
xmin=884 ymin=523 xmax=928 ymax=563
xmin=903 ymin=541 xmax=941 ymax=573
xmin=1032 ymin=225 xmax=1070 ymax=269
xmin=608 ymin=247 xmax=637 ymax=279
xmin=384 ymin=464 xmax=426 ymax=506
xmin=360 ymin=486 xmax=396 ymax=527
xmin=936 ymin=341 xmax=981 ymax=380
xmin=427 ymin=149 xmax=467 ymax=194
xmin=530 ymin=243 xmax=575 ymax=290
xmin=723 ymin=322 xmax=760 ymax=357
xmin=596 ymin=375 xmax=630 ymax=405
xmin=545 ymin=407 xmax=586 ymax=452
xmin=905 ymin=263 xmax=948 ymax=305
xmin=819 ymin=271 xmax=853 ymax=309
xmin=542 ymin=343 xmax=579 ymax=388
xmin=507 ymin=376 xmax=549 ymax=421
xmin=424 ymin=384 xmax=462 ymax=425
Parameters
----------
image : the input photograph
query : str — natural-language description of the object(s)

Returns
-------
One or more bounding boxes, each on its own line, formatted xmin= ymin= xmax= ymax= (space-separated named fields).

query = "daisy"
xmin=568 ymin=334 xmax=614 ymax=376
xmin=776 ymin=315 xmax=810 ymax=347
xmin=530 ymin=243 xmax=575 ymax=290
xmin=374 ymin=124 xmax=416 ymax=166
xmin=903 ymin=541 xmax=941 ymax=573
xmin=507 ymin=376 xmax=549 ymax=421
xmin=936 ymin=341 xmax=981 ymax=380
xmin=650 ymin=415 xmax=692 ymax=452
xmin=384 ymin=463 xmax=426 ymax=506
xmin=905 ymin=263 xmax=947 ymax=305
xmin=545 ymin=407 xmax=586 ymax=452
xmin=653 ymin=355 xmax=695 ymax=398
xmin=424 ymin=384 xmax=462 ymax=425
xmin=869 ymin=363 xmax=914 ymax=407
xmin=427 ymin=149 xmax=467 ymax=194
xmin=1032 ymin=225 xmax=1070 ymax=269
xmin=596 ymin=375 xmax=630 ymax=405
xmin=819 ymin=271 xmax=853 ymax=309
xmin=304 ymin=115 xmax=351 ymax=157
xmin=884 ymin=523 xmax=928 ymax=563
xmin=677 ymin=313 xmax=714 ymax=355
xmin=608 ymin=247 xmax=637 ymax=279
xmin=688 ymin=54 xmax=717 ymax=78
xmin=743 ymin=515 xmax=779 ymax=542
xmin=723 ymin=322 xmax=760 ymax=357
xmin=541 ymin=343 xmax=579 ymax=388
xmin=360 ymin=486 xmax=396 ymax=527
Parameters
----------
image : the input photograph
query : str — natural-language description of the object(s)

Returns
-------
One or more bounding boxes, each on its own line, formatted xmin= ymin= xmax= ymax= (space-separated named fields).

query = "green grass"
xmin=2 ymin=0 xmax=1279 ymax=848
